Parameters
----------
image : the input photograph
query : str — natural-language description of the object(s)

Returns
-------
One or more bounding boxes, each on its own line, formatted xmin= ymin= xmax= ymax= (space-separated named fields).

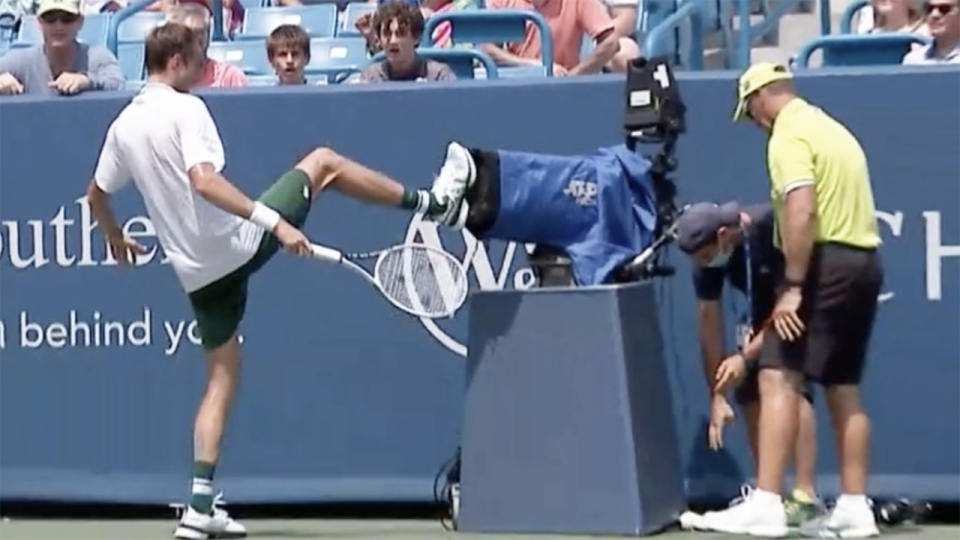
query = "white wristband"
xmin=250 ymin=202 xmax=281 ymax=232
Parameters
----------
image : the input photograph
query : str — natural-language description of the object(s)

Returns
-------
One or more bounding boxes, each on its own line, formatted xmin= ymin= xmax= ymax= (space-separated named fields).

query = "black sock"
xmin=400 ymin=188 xmax=447 ymax=216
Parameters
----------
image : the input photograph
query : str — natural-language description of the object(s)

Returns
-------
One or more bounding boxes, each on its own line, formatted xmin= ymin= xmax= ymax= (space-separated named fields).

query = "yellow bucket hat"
xmin=732 ymin=62 xmax=793 ymax=122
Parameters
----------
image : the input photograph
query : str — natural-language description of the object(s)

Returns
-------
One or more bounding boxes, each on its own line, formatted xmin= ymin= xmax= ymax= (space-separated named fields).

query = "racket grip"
xmin=310 ymin=244 xmax=343 ymax=263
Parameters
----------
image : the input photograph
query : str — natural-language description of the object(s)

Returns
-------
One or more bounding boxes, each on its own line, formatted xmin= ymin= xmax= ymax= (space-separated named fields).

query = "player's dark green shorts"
xmin=187 ymin=169 xmax=312 ymax=352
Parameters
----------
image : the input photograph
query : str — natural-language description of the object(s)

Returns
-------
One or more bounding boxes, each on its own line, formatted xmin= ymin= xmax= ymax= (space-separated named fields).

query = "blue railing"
xmin=107 ymin=0 xmax=225 ymax=55
xmin=372 ymin=47 xmax=501 ymax=78
xmin=794 ymin=32 xmax=930 ymax=67
xmin=421 ymin=9 xmax=555 ymax=76
xmin=643 ymin=0 xmax=840 ymax=70
xmin=840 ymin=0 xmax=870 ymax=34
xmin=735 ymin=0 xmax=828 ymax=69
xmin=642 ymin=0 xmax=704 ymax=70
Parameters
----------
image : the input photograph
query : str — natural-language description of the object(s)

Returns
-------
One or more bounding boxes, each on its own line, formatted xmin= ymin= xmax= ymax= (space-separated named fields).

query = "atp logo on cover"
xmin=403 ymin=213 xmax=537 ymax=357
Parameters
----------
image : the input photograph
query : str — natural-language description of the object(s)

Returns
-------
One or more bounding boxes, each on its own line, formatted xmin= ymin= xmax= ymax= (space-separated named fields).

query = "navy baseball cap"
xmin=676 ymin=202 xmax=741 ymax=253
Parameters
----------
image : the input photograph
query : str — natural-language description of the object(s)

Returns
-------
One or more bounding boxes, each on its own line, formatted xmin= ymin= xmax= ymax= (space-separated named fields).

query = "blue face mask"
xmin=706 ymin=245 xmax=733 ymax=268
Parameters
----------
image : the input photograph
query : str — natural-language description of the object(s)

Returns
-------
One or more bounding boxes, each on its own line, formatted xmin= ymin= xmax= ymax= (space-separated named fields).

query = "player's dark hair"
xmin=144 ymin=23 xmax=205 ymax=76
xmin=266 ymin=24 xmax=311 ymax=62
xmin=373 ymin=1 xmax=425 ymax=41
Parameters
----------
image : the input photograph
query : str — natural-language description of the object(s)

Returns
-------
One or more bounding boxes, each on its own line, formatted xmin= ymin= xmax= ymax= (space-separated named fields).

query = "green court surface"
xmin=1 ymin=519 xmax=957 ymax=540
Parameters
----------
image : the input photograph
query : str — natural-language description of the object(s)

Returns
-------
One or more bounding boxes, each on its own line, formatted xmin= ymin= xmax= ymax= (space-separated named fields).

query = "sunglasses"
xmin=40 ymin=11 xmax=80 ymax=24
xmin=925 ymin=2 xmax=958 ymax=15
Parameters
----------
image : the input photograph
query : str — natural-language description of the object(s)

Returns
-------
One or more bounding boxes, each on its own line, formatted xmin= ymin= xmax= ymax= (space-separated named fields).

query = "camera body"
xmin=526 ymin=56 xmax=688 ymax=288
xmin=616 ymin=56 xmax=688 ymax=283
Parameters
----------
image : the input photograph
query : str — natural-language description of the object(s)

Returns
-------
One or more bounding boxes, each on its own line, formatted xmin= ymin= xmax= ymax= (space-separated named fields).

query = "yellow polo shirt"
xmin=766 ymin=98 xmax=882 ymax=250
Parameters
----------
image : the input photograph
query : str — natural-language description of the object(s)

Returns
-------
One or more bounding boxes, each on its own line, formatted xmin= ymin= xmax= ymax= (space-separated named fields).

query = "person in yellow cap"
xmin=701 ymin=63 xmax=885 ymax=539
xmin=0 ymin=0 xmax=124 ymax=95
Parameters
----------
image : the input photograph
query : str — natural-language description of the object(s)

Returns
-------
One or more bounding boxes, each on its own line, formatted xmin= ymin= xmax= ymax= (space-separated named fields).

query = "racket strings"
xmin=376 ymin=246 xmax=468 ymax=318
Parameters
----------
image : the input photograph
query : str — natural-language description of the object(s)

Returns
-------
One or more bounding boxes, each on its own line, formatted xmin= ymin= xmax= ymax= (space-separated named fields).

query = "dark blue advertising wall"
xmin=0 ymin=66 xmax=957 ymax=505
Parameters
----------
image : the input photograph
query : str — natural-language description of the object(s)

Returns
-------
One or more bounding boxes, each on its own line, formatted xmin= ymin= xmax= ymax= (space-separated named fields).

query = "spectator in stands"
xmin=603 ymin=0 xmax=643 ymax=67
xmin=80 ymin=0 xmax=174 ymax=16
xmin=482 ymin=0 xmax=638 ymax=76
xmin=167 ymin=3 xmax=248 ymax=88
xmin=420 ymin=0 xmax=477 ymax=48
xmin=0 ymin=0 xmax=123 ymax=95
xmin=358 ymin=1 xmax=456 ymax=82
xmin=266 ymin=23 xmax=309 ymax=85
xmin=180 ymin=0 xmax=244 ymax=37
xmin=903 ymin=0 xmax=960 ymax=63
xmin=858 ymin=0 xmax=928 ymax=34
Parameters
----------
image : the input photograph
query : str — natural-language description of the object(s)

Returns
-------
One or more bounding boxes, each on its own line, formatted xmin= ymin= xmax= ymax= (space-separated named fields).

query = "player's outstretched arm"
xmin=86 ymin=180 xmax=148 ymax=265
xmin=188 ymin=163 xmax=311 ymax=256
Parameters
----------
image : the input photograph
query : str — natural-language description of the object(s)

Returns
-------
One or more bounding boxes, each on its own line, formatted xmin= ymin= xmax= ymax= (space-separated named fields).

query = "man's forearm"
xmin=87 ymin=181 xmax=123 ymax=238
xmin=698 ymin=304 xmax=726 ymax=396
xmin=192 ymin=170 xmax=261 ymax=225
xmin=782 ymin=187 xmax=818 ymax=283
xmin=479 ymin=44 xmax=540 ymax=67
xmin=571 ymin=34 xmax=619 ymax=75
xmin=741 ymin=332 xmax=764 ymax=362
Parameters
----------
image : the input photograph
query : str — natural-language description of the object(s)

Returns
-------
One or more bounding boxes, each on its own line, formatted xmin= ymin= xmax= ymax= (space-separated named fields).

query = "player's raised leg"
xmin=289 ymin=143 xmax=476 ymax=225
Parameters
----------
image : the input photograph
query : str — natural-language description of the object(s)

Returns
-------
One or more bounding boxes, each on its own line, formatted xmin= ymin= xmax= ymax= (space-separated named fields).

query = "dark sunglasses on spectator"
xmin=925 ymin=3 xmax=958 ymax=16
xmin=40 ymin=11 xmax=80 ymax=24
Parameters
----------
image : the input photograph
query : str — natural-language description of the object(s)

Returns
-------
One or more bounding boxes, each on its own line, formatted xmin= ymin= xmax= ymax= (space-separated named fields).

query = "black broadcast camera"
xmin=614 ymin=56 xmax=688 ymax=283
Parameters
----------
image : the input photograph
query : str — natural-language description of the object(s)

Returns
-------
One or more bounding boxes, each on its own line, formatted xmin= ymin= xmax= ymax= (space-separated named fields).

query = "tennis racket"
xmin=309 ymin=242 xmax=469 ymax=319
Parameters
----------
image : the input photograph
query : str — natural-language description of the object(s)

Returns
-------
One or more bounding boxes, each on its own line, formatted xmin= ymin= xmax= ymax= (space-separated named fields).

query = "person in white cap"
xmin=0 ymin=0 xmax=124 ymax=95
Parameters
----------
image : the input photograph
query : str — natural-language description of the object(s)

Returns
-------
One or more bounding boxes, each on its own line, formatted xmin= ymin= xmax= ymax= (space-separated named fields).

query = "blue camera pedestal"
xmin=459 ymin=282 xmax=686 ymax=536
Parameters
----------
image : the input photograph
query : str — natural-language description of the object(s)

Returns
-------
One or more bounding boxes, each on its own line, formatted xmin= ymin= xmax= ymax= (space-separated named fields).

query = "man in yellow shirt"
xmin=702 ymin=63 xmax=884 ymax=539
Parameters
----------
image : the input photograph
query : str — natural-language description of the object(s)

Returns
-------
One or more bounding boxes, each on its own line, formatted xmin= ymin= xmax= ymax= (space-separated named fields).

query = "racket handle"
xmin=310 ymin=244 xmax=344 ymax=263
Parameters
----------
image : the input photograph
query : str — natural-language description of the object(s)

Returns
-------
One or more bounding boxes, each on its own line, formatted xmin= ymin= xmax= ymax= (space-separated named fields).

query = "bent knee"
xmin=297 ymin=146 xmax=343 ymax=192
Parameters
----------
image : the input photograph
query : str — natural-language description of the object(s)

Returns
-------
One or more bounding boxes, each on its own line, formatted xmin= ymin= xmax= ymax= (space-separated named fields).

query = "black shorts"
xmin=759 ymin=243 xmax=884 ymax=386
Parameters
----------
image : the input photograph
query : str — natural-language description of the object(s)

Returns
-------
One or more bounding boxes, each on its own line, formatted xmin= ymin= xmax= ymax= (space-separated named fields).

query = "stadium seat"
xmin=305 ymin=37 xmax=369 ymax=81
xmin=371 ymin=46 xmax=499 ymax=79
xmin=207 ymin=40 xmax=273 ymax=75
xmin=79 ymin=13 xmax=111 ymax=45
xmin=795 ymin=33 xmax=931 ymax=68
xmin=118 ymin=11 xmax=165 ymax=43
xmin=15 ymin=16 xmax=42 ymax=45
xmin=421 ymin=9 xmax=555 ymax=75
xmin=117 ymin=42 xmax=145 ymax=81
xmin=237 ymin=5 xmax=338 ymax=40
xmin=16 ymin=13 xmax=110 ymax=46
xmin=338 ymin=2 xmax=375 ymax=37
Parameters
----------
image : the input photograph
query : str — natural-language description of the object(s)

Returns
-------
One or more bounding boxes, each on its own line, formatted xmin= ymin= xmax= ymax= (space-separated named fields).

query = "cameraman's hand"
xmin=708 ymin=395 xmax=735 ymax=451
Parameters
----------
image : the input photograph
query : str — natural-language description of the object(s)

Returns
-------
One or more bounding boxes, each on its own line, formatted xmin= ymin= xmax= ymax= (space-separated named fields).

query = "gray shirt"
xmin=0 ymin=43 xmax=125 ymax=95
xmin=359 ymin=57 xmax=456 ymax=83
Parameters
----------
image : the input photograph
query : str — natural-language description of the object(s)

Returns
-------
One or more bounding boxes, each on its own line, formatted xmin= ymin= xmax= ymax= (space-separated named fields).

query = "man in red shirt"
xmin=482 ymin=0 xmax=637 ymax=75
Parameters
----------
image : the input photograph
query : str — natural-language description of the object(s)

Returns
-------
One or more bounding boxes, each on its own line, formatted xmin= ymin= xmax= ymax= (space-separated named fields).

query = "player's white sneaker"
xmin=701 ymin=486 xmax=789 ymax=538
xmin=799 ymin=499 xmax=880 ymax=538
xmin=173 ymin=494 xmax=247 ymax=539
xmin=430 ymin=141 xmax=476 ymax=230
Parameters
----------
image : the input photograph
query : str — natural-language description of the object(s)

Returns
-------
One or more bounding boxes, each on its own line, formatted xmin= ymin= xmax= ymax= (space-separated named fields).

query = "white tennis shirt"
xmin=94 ymin=83 xmax=265 ymax=293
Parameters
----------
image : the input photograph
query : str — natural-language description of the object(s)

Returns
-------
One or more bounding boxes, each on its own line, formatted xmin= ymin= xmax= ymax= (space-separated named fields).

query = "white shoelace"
xmin=728 ymin=484 xmax=755 ymax=508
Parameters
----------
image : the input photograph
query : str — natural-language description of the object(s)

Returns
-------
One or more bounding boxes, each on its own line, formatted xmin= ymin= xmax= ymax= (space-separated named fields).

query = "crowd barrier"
xmin=0 ymin=66 xmax=958 ymax=505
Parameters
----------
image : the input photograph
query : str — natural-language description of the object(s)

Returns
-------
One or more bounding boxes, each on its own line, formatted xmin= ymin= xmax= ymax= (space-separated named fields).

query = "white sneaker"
xmin=702 ymin=486 xmax=789 ymax=538
xmin=429 ymin=142 xmax=476 ymax=230
xmin=800 ymin=500 xmax=880 ymax=538
xmin=174 ymin=493 xmax=247 ymax=539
